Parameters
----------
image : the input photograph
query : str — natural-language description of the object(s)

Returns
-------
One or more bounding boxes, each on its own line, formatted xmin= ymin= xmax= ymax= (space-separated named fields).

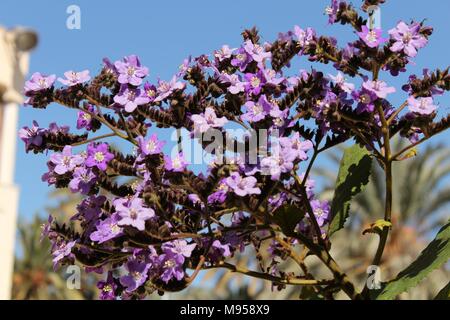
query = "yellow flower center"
xmin=127 ymin=66 xmax=136 ymax=76
xmin=132 ymin=271 xmax=141 ymax=280
xmin=252 ymin=103 xmax=263 ymax=115
xmin=147 ymin=140 xmax=156 ymax=152
xmin=366 ymin=31 xmax=378 ymax=43
xmin=103 ymin=285 xmax=112 ymax=292
xmin=63 ymin=156 xmax=71 ymax=166
xmin=237 ymin=53 xmax=245 ymax=61
xmin=94 ymin=152 xmax=105 ymax=162
xmin=403 ymin=32 xmax=412 ymax=43
xmin=360 ymin=94 xmax=370 ymax=104
xmin=38 ymin=78 xmax=46 ymax=88
xmin=251 ymin=76 xmax=261 ymax=88
xmin=164 ymin=259 xmax=175 ymax=268
xmin=315 ymin=208 xmax=324 ymax=217
xmin=172 ymin=158 xmax=182 ymax=169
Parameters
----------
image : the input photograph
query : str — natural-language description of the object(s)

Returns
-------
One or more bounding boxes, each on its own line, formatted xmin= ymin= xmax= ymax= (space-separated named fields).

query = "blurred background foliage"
xmin=12 ymin=191 xmax=99 ymax=300
xmin=12 ymin=140 xmax=450 ymax=300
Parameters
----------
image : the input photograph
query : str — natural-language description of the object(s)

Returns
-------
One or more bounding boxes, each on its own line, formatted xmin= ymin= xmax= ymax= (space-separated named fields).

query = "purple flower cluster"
xmin=19 ymin=0 xmax=450 ymax=300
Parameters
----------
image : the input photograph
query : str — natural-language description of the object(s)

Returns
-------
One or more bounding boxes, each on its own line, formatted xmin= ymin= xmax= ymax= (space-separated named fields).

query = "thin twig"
xmin=204 ymin=262 xmax=334 ymax=287
xmin=71 ymin=133 xmax=116 ymax=147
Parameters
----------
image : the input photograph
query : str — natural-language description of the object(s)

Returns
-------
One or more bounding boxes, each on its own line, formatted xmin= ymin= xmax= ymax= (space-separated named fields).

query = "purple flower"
xmin=407 ymin=96 xmax=437 ymax=115
xmin=270 ymin=105 xmax=290 ymax=128
xmin=120 ymin=259 xmax=151 ymax=292
xmin=194 ymin=54 xmax=211 ymax=69
xmin=164 ymin=152 xmax=189 ymax=172
xmin=90 ymin=215 xmax=124 ymax=244
xmin=207 ymin=180 xmax=229 ymax=204
xmin=158 ymin=251 xmax=185 ymax=283
xmin=114 ymin=55 xmax=149 ymax=86
xmin=58 ymin=70 xmax=91 ymax=86
xmin=218 ymin=73 xmax=245 ymax=94
xmin=50 ymin=146 xmax=84 ymax=175
xmin=279 ymin=133 xmax=313 ymax=160
xmin=214 ymin=45 xmax=235 ymax=61
xmin=241 ymin=95 xmax=273 ymax=122
xmin=310 ymin=199 xmax=331 ymax=227
xmin=225 ymin=172 xmax=261 ymax=197
xmin=268 ymin=193 xmax=288 ymax=210
xmin=188 ymin=194 xmax=203 ymax=207
xmin=69 ymin=167 xmax=96 ymax=194
xmin=325 ymin=0 xmax=340 ymax=24
xmin=136 ymin=134 xmax=165 ymax=158
xmin=19 ymin=121 xmax=45 ymax=151
xmin=277 ymin=30 xmax=294 ymax=43
xmin=263 ymin=69 xmax=285 ymax=88
xmin=48 ymin=122 xmax=70 ymax=135
xmin=162 ymin=240 xmax=196 ymax=261
xmin=191 ymin=107 xmax=228 ymax=134
xmin=41 ymin=162 xmax=57 ymax=186
xmin=389 ymin=21 xmax=428 ymax=58
xmin=24 ymin=72 xmax=56 ymax=93
xmin=102 ymin=57 xmax=116 ymax=72
xmin=176 ymin=56 xmax=191 ymax=78
xmin=362 ymin=80 xmax=396 ymax=99
xmin=97 ymin=272 xmax=118 ymax=300
xmin=40 ymin=215 xmax=53 ymax=242
xmin=261 ymin=149 xmax=297 ymax=181
xmin=143 ymin=82 xmax=158 ymax=102
xmin=329 ymin=72 xmax=355 ymax=94
xmin=154 ymin=76 xmax=186 ymax=102
xmin=76 ymin=105 xmax=96 ymax=130
xmin=293 ymin=26 xmax=315 ymax=48
xmin=357 ymin=26 xmax=387 ymax=48
xmin=74 ymin=195 xmax=106 ymax=222
xmin=114 ymin=197 xmax=155 ymax=231
xmin=351 ymin=89 xmax=377 ymax=113
xmin=298 ymin=173 xmax=316 ymax=199
xmin=231 ymin=47 xmax=252 ymax=71
xmin=206 ymin=239 xmax=232 ymax=262
xmin=244 ymin=71 xmax=266 ymax=96
xmin=52 ymin=240 xmax=76 ymax=268
xmin=314 ymin=90 xmax=339 ymax=126
xmin=243 ymin=40 xmax=271 ymax=63
xmin=113 ymin=85 xmax=150 ymax=113
xmin=85 ymin=143 xmax=114 ymax=171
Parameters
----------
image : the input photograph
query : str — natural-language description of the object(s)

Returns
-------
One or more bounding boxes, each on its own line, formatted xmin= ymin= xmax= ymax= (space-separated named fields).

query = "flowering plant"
xmin=21 ymin=0 xmax=450 ymax=300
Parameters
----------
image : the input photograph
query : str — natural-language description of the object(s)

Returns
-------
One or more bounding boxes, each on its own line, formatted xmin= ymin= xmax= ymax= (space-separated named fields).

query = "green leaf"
xmin=328 ymin=144 xmax=372 ymax=236
xmin=272 ymin=204 xmax=305 ymax=236
xmin=375 ymin=220 xmax=450 ymax=300
xmin=434 ymin=281 xmax=450 ymax=300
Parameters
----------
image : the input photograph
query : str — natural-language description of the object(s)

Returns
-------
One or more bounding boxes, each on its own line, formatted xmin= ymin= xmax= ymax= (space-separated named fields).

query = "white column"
xmin=0 ymin=102 xmax=20 ymax=300
xmin=0 ymin=26 xmax=36 ymax=300
xmin=0 ymin=102 xmax=19 ymax=184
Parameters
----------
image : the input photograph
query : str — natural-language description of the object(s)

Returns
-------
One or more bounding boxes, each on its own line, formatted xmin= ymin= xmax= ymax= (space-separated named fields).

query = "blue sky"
xmin=0 ymin=0 xmax=450 ymax=220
